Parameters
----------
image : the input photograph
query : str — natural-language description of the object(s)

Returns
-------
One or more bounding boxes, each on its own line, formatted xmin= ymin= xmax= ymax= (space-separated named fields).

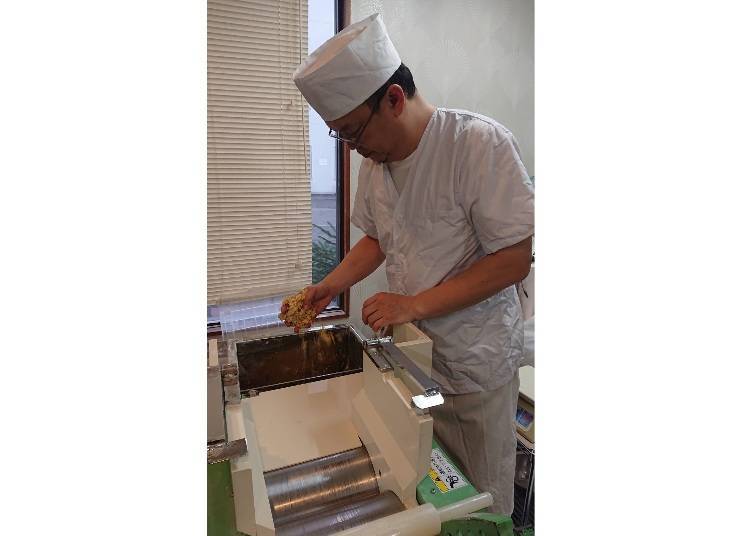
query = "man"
xmin=283 ymin=13 xmax=534 ymax=515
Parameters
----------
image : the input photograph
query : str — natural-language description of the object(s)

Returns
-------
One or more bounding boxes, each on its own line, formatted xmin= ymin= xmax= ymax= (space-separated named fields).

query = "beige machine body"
xmin=226 ymin=322 xmax=455 ymax=535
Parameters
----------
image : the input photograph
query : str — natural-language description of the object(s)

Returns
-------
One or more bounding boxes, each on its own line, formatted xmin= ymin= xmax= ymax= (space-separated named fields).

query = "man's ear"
xmin=387 ymin=84 xmax=405 ymax=116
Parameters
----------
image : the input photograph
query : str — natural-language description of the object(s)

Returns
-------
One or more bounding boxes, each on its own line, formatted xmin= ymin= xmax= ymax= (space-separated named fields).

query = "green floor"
xmin=208 ymin=461 xmax=244 ymax=536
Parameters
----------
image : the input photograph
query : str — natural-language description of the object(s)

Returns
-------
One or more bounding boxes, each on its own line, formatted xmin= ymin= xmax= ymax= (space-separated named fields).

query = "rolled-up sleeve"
xmin=350 ymin=160 xmax=379 ymax=239
xmin=459 ymin=127 xmax=534 ymax=254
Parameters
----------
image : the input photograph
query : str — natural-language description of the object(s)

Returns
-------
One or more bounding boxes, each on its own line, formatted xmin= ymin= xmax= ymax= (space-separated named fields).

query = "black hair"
xmin=364 ymin=63 xmax=417 ymax=111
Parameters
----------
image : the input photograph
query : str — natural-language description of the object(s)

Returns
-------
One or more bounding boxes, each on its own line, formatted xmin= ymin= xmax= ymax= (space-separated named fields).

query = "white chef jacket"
xmin=351 ymin=108 xmax=534 ymax=394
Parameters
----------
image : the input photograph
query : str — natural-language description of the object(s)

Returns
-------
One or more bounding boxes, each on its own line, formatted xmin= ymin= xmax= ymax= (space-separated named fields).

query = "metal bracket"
xmin=220 ymin=360 xmax=240 ymax=405
xmin=221 ymin=363 xmax=238 ymax=386
xmin=363 ymin=335 xmax=393 ymax=348
xmin=363 ymin=335 xmax=395 ymax=371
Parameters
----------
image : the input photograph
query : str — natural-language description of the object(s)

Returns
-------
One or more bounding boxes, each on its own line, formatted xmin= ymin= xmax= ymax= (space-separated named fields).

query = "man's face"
xmin=326 ymin=100 xmax=396 ymax=163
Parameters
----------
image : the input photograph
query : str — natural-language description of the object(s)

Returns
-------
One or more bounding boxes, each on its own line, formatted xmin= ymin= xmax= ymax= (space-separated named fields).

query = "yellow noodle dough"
xmin=279 ymin=290 xmax=316 ymax=329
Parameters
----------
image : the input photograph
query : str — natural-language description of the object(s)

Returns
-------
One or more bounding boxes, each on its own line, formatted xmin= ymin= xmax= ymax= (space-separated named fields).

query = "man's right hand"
xmin=280 ymin=282 xmax=337 ymax=331
xmin=303 ymin=282 xmax=337 ymax=316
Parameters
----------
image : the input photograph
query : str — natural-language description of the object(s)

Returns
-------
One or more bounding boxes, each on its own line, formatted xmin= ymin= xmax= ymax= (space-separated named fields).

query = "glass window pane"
xmin=309 ymin=1 xmax=339 ymax=286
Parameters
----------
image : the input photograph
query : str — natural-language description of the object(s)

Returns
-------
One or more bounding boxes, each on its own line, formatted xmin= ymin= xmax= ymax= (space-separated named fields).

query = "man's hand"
xmin=303 ymin=283 xmax=338 ymax=316
xmin=361 ymin=292 xmax=418 ymax=332
xmin=280 ymin=283 xmax=337 ymax=332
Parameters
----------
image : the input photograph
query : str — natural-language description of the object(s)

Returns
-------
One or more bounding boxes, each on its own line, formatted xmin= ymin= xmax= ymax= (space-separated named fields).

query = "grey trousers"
xmin=431 ymin=373 xmax=520 ymax=515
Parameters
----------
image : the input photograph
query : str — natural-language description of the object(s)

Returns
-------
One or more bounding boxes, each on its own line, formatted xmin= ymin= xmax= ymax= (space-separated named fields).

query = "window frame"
xmin=318 ymin=0 xmax=351 ymax=322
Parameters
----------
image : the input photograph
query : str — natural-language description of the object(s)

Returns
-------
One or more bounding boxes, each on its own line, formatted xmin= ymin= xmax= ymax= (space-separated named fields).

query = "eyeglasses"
xmin=328 ymin=106 xmax=376 ymax=146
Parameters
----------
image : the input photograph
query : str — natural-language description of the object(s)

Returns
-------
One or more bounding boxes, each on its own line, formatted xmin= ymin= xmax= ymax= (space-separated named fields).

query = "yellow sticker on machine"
xmin=429 ymin=448 xmax=468 ymax=493
xmin=428 ymin=468 xmax=450 ymax=492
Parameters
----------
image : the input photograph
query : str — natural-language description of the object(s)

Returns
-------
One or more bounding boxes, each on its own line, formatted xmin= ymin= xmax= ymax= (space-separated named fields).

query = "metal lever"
xmin=364 ymin=337 xmax=444 ymax=411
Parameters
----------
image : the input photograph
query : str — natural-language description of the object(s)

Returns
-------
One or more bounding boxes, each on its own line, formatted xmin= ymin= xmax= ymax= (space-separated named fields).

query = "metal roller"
xmin=275 ymin=491 xmax=405 ymax=536
xmin=265 ymin=446 xmax=380 ymax=525
xmin=264 ymin=446 xmax=405 ymax=534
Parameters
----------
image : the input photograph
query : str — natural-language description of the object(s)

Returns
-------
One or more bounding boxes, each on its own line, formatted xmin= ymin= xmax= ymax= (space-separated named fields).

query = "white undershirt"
xmin=386 ymin=149 xmax=418 ymax=196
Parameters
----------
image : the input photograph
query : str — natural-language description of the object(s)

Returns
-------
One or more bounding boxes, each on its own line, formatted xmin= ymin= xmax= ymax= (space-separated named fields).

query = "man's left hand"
xmin=361 ymin=292 xmax=418 ymax=332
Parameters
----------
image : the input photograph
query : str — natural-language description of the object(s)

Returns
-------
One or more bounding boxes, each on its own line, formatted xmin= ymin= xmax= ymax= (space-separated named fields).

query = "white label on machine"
xmin=429 ymin=448 xmax=468 ymax=493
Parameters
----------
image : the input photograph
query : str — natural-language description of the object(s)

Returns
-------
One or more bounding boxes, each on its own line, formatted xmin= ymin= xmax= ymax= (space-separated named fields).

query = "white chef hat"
xmin=293 ymin=13 xmax=401 ymax=121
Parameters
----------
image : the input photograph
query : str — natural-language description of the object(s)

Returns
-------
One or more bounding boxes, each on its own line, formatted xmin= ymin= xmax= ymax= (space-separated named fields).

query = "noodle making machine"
xmin=207 ymin=323 xmax=514 ymax=536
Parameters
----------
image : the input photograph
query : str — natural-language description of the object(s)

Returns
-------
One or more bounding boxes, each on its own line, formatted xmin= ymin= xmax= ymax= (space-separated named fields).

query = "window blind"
xmin=208 ymin=0 xmax=311 ymax=305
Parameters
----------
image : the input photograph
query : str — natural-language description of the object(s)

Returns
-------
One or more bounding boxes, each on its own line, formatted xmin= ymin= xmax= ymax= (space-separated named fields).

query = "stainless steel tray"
xmin=236 ymin=324 xmax=364 ymax=396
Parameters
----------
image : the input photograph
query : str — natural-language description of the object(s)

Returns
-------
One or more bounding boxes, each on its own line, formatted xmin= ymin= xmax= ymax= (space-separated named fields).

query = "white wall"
xmin=347 ymin=0 xmax=534 ymax=334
